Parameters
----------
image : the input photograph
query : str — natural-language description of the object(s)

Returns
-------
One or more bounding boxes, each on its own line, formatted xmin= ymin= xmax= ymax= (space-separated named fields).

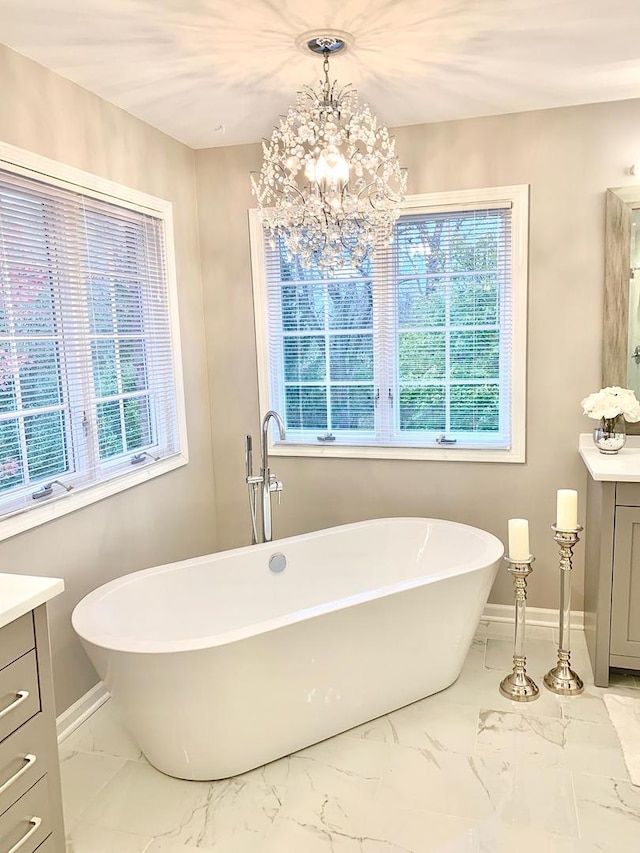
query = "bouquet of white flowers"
xmin=581 ymin=386 xmax=640 ymax=423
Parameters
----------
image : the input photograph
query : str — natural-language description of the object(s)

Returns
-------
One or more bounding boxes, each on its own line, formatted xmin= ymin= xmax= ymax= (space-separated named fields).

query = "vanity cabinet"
xmin=610 ymin=501 xmax=640 ymax=663
xmin=0 ymin=579 xmax=65 ymax=853
xmin=584 ymin=475 xmax=640 ymax=685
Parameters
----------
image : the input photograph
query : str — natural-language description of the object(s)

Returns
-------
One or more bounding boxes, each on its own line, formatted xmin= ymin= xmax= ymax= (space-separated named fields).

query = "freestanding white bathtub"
xmin=72 ymin=517 xmax=503 ymax=780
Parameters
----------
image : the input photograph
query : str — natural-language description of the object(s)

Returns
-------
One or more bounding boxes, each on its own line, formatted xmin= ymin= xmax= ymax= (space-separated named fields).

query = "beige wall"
xmin=0 ymin=45 xmax=217 ymax=713
xmin=196 ymin=98 xmax=640 ymax=612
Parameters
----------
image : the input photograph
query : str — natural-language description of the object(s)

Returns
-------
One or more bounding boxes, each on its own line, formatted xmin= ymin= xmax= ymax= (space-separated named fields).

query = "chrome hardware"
xmin=499 ymin=556 xmax=539 ymax=702
xmin=375 ymin=388 xmax=380 ymax=407
xmin=245 ymin=434 xmax=259 ymax=545
xmin=245 ymin=412 xmax=286 ymax=544
xmin=7 ymin=817 xmax=42 ymax=853
xmin=388 ymin=389 xmax=394 ymax=405
xmin=0 ymin=754 xmax=36 ymax=796
xmin=269 ymin=552 xmax=287 ymax=573
xmin=317 ymin=432 xmax=336 ymax=442
xmin=0 ymin=690 xmax=29 ymax=718
xmin=632 ymin=345 xmax=640 ymax=364
xmin=436 ymin=434 xmax=457 ymax=445
xmin=269 ymin=475 xmax=284 ymax=507
xmin=131 ymin=450 xmax=160 ymax=464
xmin=31 ymin=480 xmax=73 ymax=500
xmin=544 ymin=525 xmax=584 ymax=696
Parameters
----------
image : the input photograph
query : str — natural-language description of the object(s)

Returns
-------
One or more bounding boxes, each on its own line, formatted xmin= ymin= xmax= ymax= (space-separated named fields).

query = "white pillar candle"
xmin=556 ymin=489 xmax=578 ymax=531
xmin=508 ymin=518 xmax=530 ymax=561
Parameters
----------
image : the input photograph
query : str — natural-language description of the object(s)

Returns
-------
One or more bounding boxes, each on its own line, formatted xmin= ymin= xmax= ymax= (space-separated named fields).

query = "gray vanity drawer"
xmin=0 ymin=713 xmax=49 ymax=817
xmin=0 ymin=615 xmax=35 ymax=672
xmin=0 ymin=775 xmax=51 ymax=853
xmin=0 ymin=653 xmax=40 ymax=743
xmin=614 ymin=482 xmax=640 ymax=507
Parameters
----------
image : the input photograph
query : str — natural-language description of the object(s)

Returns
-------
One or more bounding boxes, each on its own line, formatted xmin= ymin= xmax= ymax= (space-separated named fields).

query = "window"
xmin=251 ymin=186 xmax=528 ymax=462
xmin=0 ymin=142 xmax=187 ymax=536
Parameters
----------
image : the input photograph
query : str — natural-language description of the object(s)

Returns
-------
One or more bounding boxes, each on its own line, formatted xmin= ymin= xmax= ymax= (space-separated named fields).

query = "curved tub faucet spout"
xmin=261 ymin=410 xmax=286 ymax=474
xmin=260 ymin=410 xmax=286 ymax=543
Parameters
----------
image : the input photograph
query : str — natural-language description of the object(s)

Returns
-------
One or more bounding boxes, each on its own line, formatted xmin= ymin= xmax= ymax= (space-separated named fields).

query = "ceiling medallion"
xmin=250 ymin=33 xmax=407 ymax=270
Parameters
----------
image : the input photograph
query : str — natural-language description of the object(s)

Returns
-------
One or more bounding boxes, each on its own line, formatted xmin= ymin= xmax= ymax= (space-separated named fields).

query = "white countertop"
xmin=579 ymin=433 xmax=640 ymax=481
xmin=0 ymin=573 xmax=64 ymax=630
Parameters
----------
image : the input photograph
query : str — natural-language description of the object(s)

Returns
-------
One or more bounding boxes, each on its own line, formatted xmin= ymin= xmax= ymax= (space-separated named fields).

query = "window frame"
xmin=0 ymin=140 xmax=189 ymax=541
xmin=250 ymin=185 xmax=529 ymax=463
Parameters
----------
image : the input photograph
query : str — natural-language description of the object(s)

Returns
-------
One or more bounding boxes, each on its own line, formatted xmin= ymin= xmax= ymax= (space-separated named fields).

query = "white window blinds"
xmin=0 ymin=166 xmax=181 ymax=516
xmin=255 ymin=189 xmax=527 ymax=458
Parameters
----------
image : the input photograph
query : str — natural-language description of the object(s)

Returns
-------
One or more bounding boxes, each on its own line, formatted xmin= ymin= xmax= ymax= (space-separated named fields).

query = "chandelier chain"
xmin=322 ymin=49 xmax=331 ymax=102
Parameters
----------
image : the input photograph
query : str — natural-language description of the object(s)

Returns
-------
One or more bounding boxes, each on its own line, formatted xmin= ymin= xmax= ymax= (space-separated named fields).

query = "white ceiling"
xmin=0 ymin=0 xmax=639 ymax=149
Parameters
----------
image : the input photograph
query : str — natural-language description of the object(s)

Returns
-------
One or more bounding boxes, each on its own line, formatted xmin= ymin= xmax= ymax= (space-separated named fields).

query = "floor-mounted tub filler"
xmin=72 ymin=517 xmax=503 ymax=780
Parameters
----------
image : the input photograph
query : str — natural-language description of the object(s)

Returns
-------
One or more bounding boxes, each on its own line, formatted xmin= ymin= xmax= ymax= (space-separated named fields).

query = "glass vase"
xmin=593 ymin=415 xmax=627 ymax=454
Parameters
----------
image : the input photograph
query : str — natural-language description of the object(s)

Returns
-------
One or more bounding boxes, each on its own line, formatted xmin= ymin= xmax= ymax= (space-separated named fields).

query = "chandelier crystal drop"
xmin=251 ymin=35 xmax=407 ymax=271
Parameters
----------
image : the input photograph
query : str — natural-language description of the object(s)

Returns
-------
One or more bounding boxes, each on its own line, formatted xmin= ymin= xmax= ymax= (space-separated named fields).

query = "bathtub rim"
xmin=72 ymin=516 xmax=504 ymax=655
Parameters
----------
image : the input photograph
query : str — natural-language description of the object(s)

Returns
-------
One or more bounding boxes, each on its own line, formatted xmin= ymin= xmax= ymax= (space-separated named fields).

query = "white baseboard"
xmin=482 ymin=603 xmax=584 ymax=631
xmin=57 ymin=682 xmax=109 ymax=744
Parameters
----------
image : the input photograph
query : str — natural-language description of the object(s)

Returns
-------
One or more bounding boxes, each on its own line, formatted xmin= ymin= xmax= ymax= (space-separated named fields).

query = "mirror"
xmin=603 ymin=186 xmax=640 ymax=432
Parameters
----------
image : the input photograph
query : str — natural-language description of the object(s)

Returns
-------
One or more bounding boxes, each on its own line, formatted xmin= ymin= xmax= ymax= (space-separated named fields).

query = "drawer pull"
xmin=0 ymin=753 xmax=36 ymax=795
xmin=7 ymin=816 xmax=41 ymax=853
xmin=0 ymin=691 xmax=29 ymax=719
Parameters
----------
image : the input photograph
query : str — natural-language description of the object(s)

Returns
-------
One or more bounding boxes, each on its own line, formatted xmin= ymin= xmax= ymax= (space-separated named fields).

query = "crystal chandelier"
xmin=251 ymin=34 xmax=407 ymax=271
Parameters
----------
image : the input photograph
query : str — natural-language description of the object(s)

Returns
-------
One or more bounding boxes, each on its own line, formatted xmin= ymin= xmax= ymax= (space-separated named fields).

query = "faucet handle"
xmin=268 ymin=473 xmax=284 ymax=504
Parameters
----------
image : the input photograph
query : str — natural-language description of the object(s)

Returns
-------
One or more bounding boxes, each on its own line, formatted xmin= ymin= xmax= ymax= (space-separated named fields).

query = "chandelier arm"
xmin=353 ymin=173 xmax=404 ymax=207
xmin=266 ymin=160 xmax=311 ymax=206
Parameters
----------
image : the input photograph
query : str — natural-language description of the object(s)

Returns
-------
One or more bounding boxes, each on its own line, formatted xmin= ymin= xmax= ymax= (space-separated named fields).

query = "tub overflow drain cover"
xmin=269 ymin=553 xmax=287 ymax=573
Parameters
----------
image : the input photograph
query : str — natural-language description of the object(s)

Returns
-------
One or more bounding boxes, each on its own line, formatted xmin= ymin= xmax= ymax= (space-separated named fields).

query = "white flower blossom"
xmin=581 ymin=386 xmax=640 ymax=422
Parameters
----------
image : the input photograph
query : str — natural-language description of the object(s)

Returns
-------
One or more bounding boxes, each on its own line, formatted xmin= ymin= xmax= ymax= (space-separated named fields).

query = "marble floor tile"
xmin=476 ymin=709 xmax=566 ymax=767
xmin=494 ymin=763 xmax=578 ymax=838
xmin=59 ymin=749 xmax=127 ymax=832
xmin=61 ymin=701 xmax=146 ymax=762
xmin=573 ymin=773 xmax=640 ymax=852
xmin=472 ymin=821 xmax=583 ymax=853
xmin=78 ymin=758 xmax=282 ymax=847
xmin=77 ymin=760 xmax=213 ymax=836
xmin=66 ymin=822 xmax=150 ymax=853
xmin=563 ymin=717 xmax=629 ymax=779
xmin=162 ymin=778 xmax=283 ymax=852
xmin=270 ymin=783 xmax=480 ymax=853
xmin=262 ymin=817 xmax=362 ymax=852
xmin=344 ymin=699 xmax=479 ymax=755
xmin=145 ymin=841 xmax=221 ymax=853
xmin=378 ymin=745 xmax=512 ymax=820
xmin=286 ymin=734 xmax=391 ymax=800
xmin=476 ymin=709 xmax=629 ymax=778
xmin=558 ymin=688 xmax=610 ymax=724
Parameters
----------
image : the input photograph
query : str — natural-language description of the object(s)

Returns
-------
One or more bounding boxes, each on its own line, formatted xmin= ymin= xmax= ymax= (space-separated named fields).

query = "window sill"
xmin=269 ymin=442 xmax=525 ymax=463
xmin=0 ymin=452 xmax=188 ymax=542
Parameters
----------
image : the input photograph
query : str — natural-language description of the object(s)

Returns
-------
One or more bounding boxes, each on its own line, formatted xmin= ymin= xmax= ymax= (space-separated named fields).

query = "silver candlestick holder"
xmin=544 ymin=525 xmax=584 ymax=696
xmin=499 ymin=555 xmax=539 ymax=702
